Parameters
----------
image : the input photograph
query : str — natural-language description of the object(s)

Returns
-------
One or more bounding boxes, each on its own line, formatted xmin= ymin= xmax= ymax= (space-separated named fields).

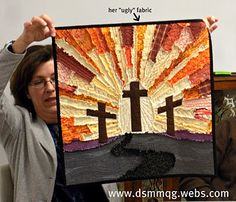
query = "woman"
xmin=0 ymin=15 xmax=108 ymax=202
xmin=0 ymin=14 xmax=218 ymax=201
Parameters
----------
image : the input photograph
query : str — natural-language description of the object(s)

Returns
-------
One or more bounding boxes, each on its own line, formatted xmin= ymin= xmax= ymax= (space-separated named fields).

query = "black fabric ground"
xmin=111 ymin=134 xmax=175 ymax=180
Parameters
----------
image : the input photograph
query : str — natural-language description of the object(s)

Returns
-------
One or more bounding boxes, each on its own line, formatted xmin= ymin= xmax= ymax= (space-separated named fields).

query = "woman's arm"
xmin=0 ymin=14 xmax=55 ymax=141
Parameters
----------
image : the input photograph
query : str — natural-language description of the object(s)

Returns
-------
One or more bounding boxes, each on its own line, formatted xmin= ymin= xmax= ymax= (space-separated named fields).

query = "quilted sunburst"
xmin=54 ymin=20 xmax=213 ymax=152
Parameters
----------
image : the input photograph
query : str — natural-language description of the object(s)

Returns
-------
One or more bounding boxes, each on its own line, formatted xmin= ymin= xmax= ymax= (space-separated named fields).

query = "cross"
xmin=87 ymin=102 xmax=116 ymax=143
xmin=158 ymin=95 xmax=182 ymax=136
xmin=123 ymin=81 xmax=148 ymax=132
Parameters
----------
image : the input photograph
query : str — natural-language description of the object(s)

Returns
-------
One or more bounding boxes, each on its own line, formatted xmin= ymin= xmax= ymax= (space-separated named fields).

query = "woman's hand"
xmin=203 ymin=16 xmax=219 ymax=33
xmin=12 ymin=14 xmax=55 ymax=53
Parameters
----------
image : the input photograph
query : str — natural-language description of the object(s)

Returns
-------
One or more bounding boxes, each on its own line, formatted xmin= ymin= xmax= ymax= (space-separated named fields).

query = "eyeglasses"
xmin=29 ymin=77 xmax=56 ymax=89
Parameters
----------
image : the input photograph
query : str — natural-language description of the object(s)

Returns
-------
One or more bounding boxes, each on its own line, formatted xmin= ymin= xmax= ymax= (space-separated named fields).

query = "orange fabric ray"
xmin=61 ymin=117 xmax=92 ymax=143
xmin=148 ymin=28 xmax=209 ymax=95
xmin=168 ymin=48 xmax=210 ymax=85
xmin=70 ymin=29 xmax=95 ymax=52
xmin=124 ymin=47 xmax=133 ymax=68
xmin=136 ymin=25 xmax=147 ymax=79
xmin=86 ymin=28 xmax=109 ymax=54
xmin=183 ymin=79 xmax=211 ymax=100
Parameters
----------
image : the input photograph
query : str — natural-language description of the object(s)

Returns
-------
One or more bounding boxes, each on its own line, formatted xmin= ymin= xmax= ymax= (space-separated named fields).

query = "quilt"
xmin=53 ymin=19 xmax=215 ymax=185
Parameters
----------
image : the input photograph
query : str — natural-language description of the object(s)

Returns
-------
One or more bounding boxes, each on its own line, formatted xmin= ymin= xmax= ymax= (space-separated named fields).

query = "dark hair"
xmin=10 ymin=45 xmax=53 ymax=120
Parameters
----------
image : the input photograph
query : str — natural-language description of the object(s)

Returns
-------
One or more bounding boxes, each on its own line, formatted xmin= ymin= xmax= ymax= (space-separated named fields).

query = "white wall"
xmin=1 ymin=0 xmax=235 ymax=71
xmin=0 ymin=0 xmax=235 ymax=164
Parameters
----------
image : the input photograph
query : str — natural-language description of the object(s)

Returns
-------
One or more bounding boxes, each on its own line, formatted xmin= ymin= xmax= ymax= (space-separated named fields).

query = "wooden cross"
xmin=87 ymin=102 xmax=116 ymax=143
xmin=123 ymin=81 xmax=148 ymax=132
xmin=158 ymin=95 xmax=182 ymax=136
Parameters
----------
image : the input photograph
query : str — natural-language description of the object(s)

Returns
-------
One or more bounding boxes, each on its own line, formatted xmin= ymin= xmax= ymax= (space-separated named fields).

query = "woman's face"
xmin=27 ymin=59 xmax=57 ymax=123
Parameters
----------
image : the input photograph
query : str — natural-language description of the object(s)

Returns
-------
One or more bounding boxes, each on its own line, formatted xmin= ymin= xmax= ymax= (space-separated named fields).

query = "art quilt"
xmin=53 ymin=19 xmax=215 ymax=185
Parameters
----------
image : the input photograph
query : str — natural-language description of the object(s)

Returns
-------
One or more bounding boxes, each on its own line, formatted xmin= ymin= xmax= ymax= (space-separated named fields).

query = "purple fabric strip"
xmin=162 ymin=130 xmax=212 ymax=142
xmin=63 ymin=136 xmax=119 ymax=152
xmin=63 ymin=130 xmax=212 ymax=152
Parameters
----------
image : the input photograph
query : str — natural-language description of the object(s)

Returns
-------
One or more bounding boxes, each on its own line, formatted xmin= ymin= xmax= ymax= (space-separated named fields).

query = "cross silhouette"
xmin=87 ymin=102 xmax=116 ymax=143
xmin=158 ymin=95 xmax=182 ymax=136
xmin=123 ymin=81 xmax=148 ymax=132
